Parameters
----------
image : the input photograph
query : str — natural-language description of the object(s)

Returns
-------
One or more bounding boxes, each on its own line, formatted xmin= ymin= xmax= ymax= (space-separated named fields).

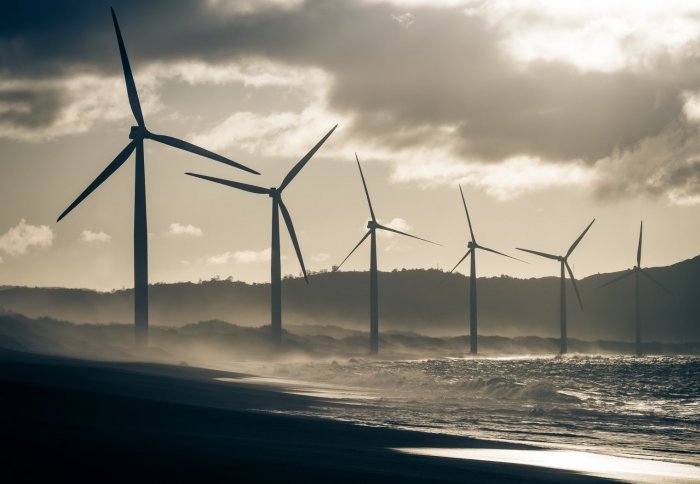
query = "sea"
xmin=228 ymin=354 xmax=700 ymax=480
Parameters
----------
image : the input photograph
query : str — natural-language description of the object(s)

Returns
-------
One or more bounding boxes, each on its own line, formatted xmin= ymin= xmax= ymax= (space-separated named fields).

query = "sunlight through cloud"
xmin=391 ymin=156 xmax=594 ymax=200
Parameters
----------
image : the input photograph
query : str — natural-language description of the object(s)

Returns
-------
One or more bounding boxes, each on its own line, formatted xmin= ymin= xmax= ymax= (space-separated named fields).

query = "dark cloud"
xmin=660 ymin=160 xmax=700 ymax=202
xmin=2 ymin=0 xmax=700 ymax=200
xmin=594 ymin=121 xmax=700 ymax=203
xmin=0 ymin=88 xmax=63 ymax=129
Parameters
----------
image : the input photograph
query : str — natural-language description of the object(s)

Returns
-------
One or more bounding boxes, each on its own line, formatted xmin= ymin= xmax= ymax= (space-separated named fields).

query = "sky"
xmin=1 ymin=0 xmax=699 ymax=290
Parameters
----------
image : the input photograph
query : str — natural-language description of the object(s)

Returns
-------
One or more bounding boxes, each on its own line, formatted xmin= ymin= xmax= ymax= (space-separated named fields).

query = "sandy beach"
xmin=0 ymin=349 xmax=624 ymax=483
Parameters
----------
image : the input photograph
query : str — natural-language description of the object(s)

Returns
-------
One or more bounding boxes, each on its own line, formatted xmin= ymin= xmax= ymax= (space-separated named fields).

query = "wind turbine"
xmin=517 ymin=219 xmax=595 ymax=354
xmin=186 ymin=125 xmax=337 ymax=346
xmin=599 ymin=222 xmax=671 ymax=356
xmin=446 ymin=186 xmax=522 ymax=354
xmin=334 ymin=154 xmax=438 ymax=355
xmin=56 ymin=8 xmax=259 ymax=350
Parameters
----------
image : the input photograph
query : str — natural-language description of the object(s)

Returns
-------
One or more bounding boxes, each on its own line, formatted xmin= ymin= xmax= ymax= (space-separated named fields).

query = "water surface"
xmin=236 ymin=355 xmax=700 ymax=468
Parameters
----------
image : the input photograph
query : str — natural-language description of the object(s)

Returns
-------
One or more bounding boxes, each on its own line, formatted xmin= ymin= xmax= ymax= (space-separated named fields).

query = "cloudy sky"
xmin=1 ymin=0 xmax=699 ymax=290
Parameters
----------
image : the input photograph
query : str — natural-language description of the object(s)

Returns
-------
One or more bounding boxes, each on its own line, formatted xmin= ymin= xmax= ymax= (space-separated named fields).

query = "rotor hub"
xmin=367 ymin=220 xmax=377 ymax=230
xmin=269 ymin=187 xmax=279 ymax=198
xmin=129 ymin=125 xmax=149 ymax=140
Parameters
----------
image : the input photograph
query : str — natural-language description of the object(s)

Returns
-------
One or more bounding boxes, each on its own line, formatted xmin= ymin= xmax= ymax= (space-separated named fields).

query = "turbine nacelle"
xmin=367 ymin=220 xmax=378 ymax=230
xmin=129 ymin=125 xmax=149 ymax=140
xmin=269 ymin=187 xmax=280 ymax=198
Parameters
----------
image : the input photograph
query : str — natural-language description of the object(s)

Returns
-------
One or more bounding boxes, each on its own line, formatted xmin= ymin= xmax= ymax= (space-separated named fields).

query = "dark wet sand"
xmin=0 ymin=350 xmax=616 ymax=483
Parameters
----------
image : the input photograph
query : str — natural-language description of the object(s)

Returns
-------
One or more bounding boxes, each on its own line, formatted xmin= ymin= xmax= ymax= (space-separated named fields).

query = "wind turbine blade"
xmin=478 ymin=245 xmax=527 ymax=263
xmin=278 ymin=199 xmax=308 ymax=283
xmin=438 ymin=249 xmax=472 ymax=285
xmin=639 ymin=269 xmax=672 ymax=295
xmin=459 ymin=185 xmax=476 ymax=243
xmin=110 ymin=8 xmax=145 ymax=127
xmin=598 ymin=270 xmax=634 ymax=289
xmin=376 ymin=224 xmax=440 ymax=245
xmin=334 ymin=230 xmax=371 ymax=272
xmin=279 ymin=125 xmax=337 ymax=191
xmin=448 ymin=249 xmax=472 ymax=274
xmin=57 ymin=141 xmax=136 ymax=222
xmin=185 ymin=173 xmax=269 ymax=194
xmin=355 ymin=153 xmax=376 ymax=221
xmin=565 ymin=261 xmax=584 ymax=311
xmin=516 ymin=248 xmax=559 ymax=260
xmin=637 ymin=221 xmax=643 ymax=267
xmin=149 ymin=133 xmax=259 ymax=175
xmin=566 ymin=218 xmax=596 ymax=257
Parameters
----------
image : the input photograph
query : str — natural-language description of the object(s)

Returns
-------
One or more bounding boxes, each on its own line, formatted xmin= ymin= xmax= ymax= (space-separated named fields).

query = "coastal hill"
xmin=0 ymin=256 xmax=698 ymax=342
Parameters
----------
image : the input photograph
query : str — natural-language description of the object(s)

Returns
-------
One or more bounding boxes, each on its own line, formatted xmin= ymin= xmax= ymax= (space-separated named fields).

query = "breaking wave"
xmin=254 ymin=355 xmax=700 ymax=466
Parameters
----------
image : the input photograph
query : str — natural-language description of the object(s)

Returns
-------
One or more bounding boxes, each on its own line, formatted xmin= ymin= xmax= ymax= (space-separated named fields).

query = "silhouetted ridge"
xmin=0 ymin=256 xmax=697 ymax=342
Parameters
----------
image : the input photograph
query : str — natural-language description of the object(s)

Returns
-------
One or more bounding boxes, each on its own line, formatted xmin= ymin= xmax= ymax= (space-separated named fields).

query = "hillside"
xmin=0 ymin=257 xmax=698 ymax=342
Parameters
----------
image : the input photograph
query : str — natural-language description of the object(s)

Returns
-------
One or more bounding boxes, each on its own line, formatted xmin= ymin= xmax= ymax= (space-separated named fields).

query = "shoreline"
xmin=0 ymin=348 xmax=617 ymax=483
xmin=214 ymin=357 xmax=700 ymax=483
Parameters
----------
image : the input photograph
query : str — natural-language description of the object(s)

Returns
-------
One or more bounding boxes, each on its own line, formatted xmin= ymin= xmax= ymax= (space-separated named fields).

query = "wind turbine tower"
xmin=187 ymin=126 xmax=337 ymax=346
xmin=57 ymin=8 xmax=258 ymax=349
xmin=446 ymin=186 xmax=522 ymax=354
xmin=334 ymin=154 xmax=438 ymax=355
xmin=599 ymin=222 xmax=671 ymax=356
xmin=517 ymin=219 xmax=595 ymax=354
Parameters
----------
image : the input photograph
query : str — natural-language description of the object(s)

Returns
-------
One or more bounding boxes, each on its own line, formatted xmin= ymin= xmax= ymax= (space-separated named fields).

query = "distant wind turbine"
xmin=186 ymin=125 xmax=337 ymax=346
xmin=446 ymin=186 xmax=523 ymax=354
xmin=334 ymin=154 xmax=439 ymax=355
xmin=56 ymin=8 xmax=259 ymax=350
xmin=599 ymin=222 xmax=671 ymax=356
xmin=517 ymin=219 xmax=595 ymax=354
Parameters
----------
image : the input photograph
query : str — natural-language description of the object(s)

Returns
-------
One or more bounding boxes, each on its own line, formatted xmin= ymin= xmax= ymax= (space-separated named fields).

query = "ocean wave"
xmin=264 ymin=355 xmax=700 ymax=465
